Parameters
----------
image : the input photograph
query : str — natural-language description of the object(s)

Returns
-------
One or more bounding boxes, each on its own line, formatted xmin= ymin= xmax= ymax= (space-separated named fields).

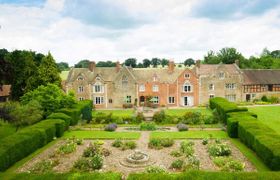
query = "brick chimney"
xmin=235 ymin=60 xmax=240 ymax=67
xmin=168 ymin=61 xmax=175 ymax=73
xmin=89 ymin=61 xmax=96 ymax=72
xmin=116 ymin=61 xmax=121 ymax=72
xmin=196 ymin=60 xmax=201 ymax=68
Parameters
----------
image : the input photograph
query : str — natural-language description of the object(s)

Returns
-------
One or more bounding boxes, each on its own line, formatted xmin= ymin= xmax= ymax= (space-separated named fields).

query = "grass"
xmin=92 ymin=109 xmax=134 ymax=118
xmin=248 ymin=106 xmax=280 ymax=133
xmin=60 ymin=71 xmax=69 ymax=80
xmin=165 ymin=107 xmax=212 ymax=116
xmin=63 ymin=130 xmax=140 ymax=139
xmin=230 ymin=139 xmax=269 ymax=171
xmin=0 ymin=122 xmax=16 ymax=140
xmin=150 ymin=130 xmax=228 ymax=139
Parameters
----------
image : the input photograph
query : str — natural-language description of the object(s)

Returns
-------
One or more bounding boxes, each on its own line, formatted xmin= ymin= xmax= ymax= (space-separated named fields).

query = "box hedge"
xmin=77 ymin=100 xmax=93 ymax=122
xmin=47 ymin=112 xmax=71 ymax=130
xmin=0 ymin=120 xmax=65 ymax=171
xmin=58 ymin=108 xmax=81 ymax=125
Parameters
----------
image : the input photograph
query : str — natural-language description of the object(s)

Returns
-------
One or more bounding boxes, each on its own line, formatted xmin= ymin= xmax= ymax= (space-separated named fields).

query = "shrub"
xmin=101 ymin=148 xmax=111 ymax=157
xmin=170 ymin=159 xmax=184 ymax=170
xmin=58 ymin=108 xmax=81 ymax=126
xmin=123 ymin=103 xmax=133 ymax=108
xmin=134 ymin=112 xmax=145 ymax=124
xmin=112 ymin=139 xmax=123 ymax=148
xmin=90 ymin=154 xmax=103 ymax=169
xmin=202 ymin=138 xmax=209 ymax=145
xmin=160 ymin=138 xmax=174 ymax=147
xmin=180 ymin=112 xmax=202 ymax=124
xmin=30 ymin=159 xmax=59 ymax=174
xmin=78 ymin=100 xmax=93 ymax=122
xmin=145 ymin=166 xmax=166 ymax=173
xmin=152 ymin=110 xmax=166 ymax=123
xmin=58 ymin=140 xmax=77 ymax=154
xmin=47 ymin=112 xmax=71 ymax=130
xmin=104 ymin=123 xmax=118 ymax=131
xmin=213 ymin=157 xmax=244 ymax=172
xmin=202 ymin=115 xmax=217 ymax=124
xmin=185 ymin=155 xmax=200 ymax=170
xmin=139 ymin=122 xmax=157 ymax=131
xmin=122 ymin=141 xmax=137 ymax=150
xmin=83 ymin=143 xmax=101 ymax=157
xmin=149 ymin=138 xmax=174 ymax=149
xmin=180 ymin=141 xmax=194 ymax=157
xmin=73 ymin=158 xmax=91 ymax=171
xmin=176 ymin=123 xmax=188 ymax=131
xmin=208 ymin=143 xmax=231 ymax=157
xmin=268 ymin=96 xmax=279 ymax=104
xmin=170 ymin=150 xmax=183 ymax=157
xmin=261 ymin=95 xmax=268 ymax=102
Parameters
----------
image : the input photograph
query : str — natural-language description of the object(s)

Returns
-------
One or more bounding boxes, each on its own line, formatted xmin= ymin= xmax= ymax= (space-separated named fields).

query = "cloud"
xmin=0 ymin=0 xmax=280 ymax=66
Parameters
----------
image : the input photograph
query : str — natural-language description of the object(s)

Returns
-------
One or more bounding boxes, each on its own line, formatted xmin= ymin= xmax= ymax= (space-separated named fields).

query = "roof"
xmin=196 ymin=64 xmax=240 ymax=75
xmin=0 ymin=85 xmax=11 ymax=97
xmin=242 ymin=69 xmax=280 ymax=85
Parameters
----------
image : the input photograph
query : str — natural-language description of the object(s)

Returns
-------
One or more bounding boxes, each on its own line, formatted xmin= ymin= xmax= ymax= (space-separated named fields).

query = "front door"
xmin=184 ymin=97 xmax=188 ymax=106
xmin=246 ymin=94 xmax=251 ymax=102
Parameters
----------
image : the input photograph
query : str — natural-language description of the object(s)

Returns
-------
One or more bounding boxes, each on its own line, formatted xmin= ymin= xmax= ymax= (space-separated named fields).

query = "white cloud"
xmin=0 ymin=1 xmax=280 ymax=66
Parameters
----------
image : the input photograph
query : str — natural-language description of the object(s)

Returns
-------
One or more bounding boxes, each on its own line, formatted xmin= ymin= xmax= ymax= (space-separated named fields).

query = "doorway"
xmin=246 ymin=94 xmax=251 ymax=102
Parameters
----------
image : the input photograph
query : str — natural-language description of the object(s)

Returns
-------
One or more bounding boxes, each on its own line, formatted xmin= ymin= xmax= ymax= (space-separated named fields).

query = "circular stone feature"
xmin=120 ymin=150 xmax=155 ymax=168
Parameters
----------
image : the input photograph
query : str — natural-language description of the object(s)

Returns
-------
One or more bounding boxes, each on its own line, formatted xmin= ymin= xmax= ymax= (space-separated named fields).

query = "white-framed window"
xmin=79 ymin=97 xmax=84 ymax=101
xmin=209 ymin=94 xmax=215 ymax=98
xmin=77 ymin=76 xmax=84 ymax=80
xmin=183 ymin=83 xmax=192 ymax=92
xmin=94 ymin=96 xmax=104 ymax=105
xmin=139 ymin=84 xmax=145 ymax=92
xmin=225 ymin=83 xmax=236 ymax=90
xmin=184 ymin=73 xmax=190 ymax=78
xmin=225 ymin=94 xmax=236 ymax=102
xmin=126 ymin=96 xmax=131 ymax=103
xmin=78 ymin=86 xmax=84 ymax=93
xmin=154 ymin=96 xmax=159 ymax=104
xmin=152 ymin=85 xmax=159 ymax=92
xmin=93 ymin=82 xmax=104 ymax=93
xmin=219 ymin=72 xmax=225 ymax=79
xmin=168 ymin=97 xmax=175 ymax=104
xmin=209 ymin=84 xmax=214 ymax=90
xmin=122 ymin=75 xmax=128 ymax=87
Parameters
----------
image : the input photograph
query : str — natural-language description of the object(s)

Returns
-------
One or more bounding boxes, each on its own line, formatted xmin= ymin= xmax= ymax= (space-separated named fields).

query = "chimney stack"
xmin=89 ymin=61 xmax=96 ymax=72
xmin=168 ymin=60 xmax=175 ymax=73
xmin=196 ymin=60 xmax=201 ymax=68
xmin=235 ymin=60 xmax=240 ymax=67
xmin=116 ymin=61 xmax=121 ymax=72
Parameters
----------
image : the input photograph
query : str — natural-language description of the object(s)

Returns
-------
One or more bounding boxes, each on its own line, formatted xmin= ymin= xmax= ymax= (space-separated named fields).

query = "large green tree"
xmin=0 ymin=49 xmax=11 ymax=85
xmin=184 ymin=58 xmax=195 ymax=66
xmin=57 ymin=62 xmax=70 ymax=71
xmin=161 ymin=58 xmax=169 ymax=67
xmin=124 ymin=58 xmax=137 ymax=68
xmin=96 ymin=61 xmax=116 ymax=67
xmin=217 ymin=47 xmax=244 ymax=64
xmin=74 ymin=59 xmax=90 ymax=68
xmin=151 ymin=58 xmax=161 ymax=67
xmin=203 ymin=51 xmax=221 ymax=64
xmin=143 ymin=59 xmax=151 ymax=68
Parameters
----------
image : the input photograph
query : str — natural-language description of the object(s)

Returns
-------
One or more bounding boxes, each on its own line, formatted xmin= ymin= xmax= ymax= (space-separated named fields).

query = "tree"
xmin=20 ymin=84 xmax=76 ymax=117
xmin=151 ymin=58 xmax=161 ymax=67
xmin=161 ymin=59 xmax=169 ymax=67
xmin=203 ymin=51 xmax=221 ymax=64
xmin=0 ymin=49 xmax=12 ymax=85
xmin=10 ymin=100 xmax=43 ymax=131
xmin=217 ymin=47 xmax=244 ymax=64
xmin=270 ymin=50 xmax=280 ymax=58
xmin=37 ymin=52 xmax=61 ymax=87
xmin=96 ymin=61 xmax=116 ymax=67
xmin=57 ymin=62 xmax=70 ymax=71
xmin=184 ymin=58 xmax=195 ymax=66
xmin=143 ymin=59 xmax=151 ymax=68
xmin=124 ymin=58 xmax=137 ymax=68
xmin=137 ymin=63 xmax=144 ymax=68
xmin=74 ymin=60 xmax=90 ymax=68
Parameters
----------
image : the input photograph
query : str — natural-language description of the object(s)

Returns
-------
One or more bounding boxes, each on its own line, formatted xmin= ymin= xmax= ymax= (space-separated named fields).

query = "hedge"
xmin=0 ymin=120 xmax=65 ymax=171
xmin=238 ymin=120 xmax=280 ymax=170
xmin=209 ymin=97 xmax=248 ymax=123
xmin=47 ymin=113 xmax=71 ymax=130
xmin=77 ymin=100 xmax=93 ymax=122
xmin=58 ymin=108 xmax=81 ymax=125
xmin=127 ymin=171 xmax=280 ymax=180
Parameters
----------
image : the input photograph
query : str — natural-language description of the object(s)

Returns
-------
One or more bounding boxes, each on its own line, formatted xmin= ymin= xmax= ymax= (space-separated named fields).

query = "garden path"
xmin=137 ymin=131 xmax=150 ymax=150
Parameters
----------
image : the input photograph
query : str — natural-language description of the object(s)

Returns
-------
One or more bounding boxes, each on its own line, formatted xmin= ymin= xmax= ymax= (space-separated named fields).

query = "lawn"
xmin=63 ymin=130 xmax=140 ymax=139
xmin=92 ymin=109 xmax=135 ymax=118
xmin=248 ymin=106 xmax=280 ymax=133
xmin=150 ymin=130 xmax=228 ymax=139
xmin=0 ymin=122 xmax=16 ymax=140
xmin=165 ymin=107 xmax=212 ymax=116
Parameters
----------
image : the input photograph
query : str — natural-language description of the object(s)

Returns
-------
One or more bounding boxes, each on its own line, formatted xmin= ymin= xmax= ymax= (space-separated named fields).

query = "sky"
xmin=0 ymin=0 xmax=280 ymax=65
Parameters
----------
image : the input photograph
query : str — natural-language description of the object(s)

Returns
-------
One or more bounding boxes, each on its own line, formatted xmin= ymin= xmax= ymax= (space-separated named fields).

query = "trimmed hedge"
xmin=77 ymin=100 xmax=93 ymax=122
xmin=0 ymin=120 xmax=65 ymax=171
xmin=47 ymin=113 xmax=71 ymax=130
xmin=127 ymin=171 xmax=280 ymax=180
xmin=58 ymin=108 xmax=80 ymax=125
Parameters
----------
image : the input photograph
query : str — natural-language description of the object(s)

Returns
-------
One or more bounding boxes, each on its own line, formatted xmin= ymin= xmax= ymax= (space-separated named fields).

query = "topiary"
xmin=176 ymin=123 xmax=188 ymax=131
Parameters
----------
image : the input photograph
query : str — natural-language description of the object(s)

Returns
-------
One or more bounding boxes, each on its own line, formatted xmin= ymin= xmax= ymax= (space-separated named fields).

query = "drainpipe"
xmin=177 ymin=79 xmax=179 ymax=107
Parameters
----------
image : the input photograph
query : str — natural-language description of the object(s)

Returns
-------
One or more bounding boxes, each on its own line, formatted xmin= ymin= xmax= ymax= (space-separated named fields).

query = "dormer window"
xmin=184 ymin=73 xmax=190 ymax=78
xmin=77 ymin=76 xmax=84 ymax=80
xmin=219 ymin=72 xmax=225 ymax=79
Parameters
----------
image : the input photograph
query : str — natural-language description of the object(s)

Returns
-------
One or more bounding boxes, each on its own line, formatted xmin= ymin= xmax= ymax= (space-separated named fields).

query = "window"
xmin=94 ymin=96 xmax=104 ymax=105
xmin=225 ymin=94 xmax=236 ymax=102
xmin=78 ymin=86 xmax=84 ymax=93
xmin=184 ymin=73 xmax=190 ymax=78
xmin=122 ymin=75 xmax=128 ymax=87
xmin=93 ymin=83 xmax=104 ymax=93
xmin=219 ymin=72 xmax=225 ymax=79
xmin=109 ymin=99 xmax=113 ymax=103
xmin=252 ymin=94 xmax=256 ymax=98
xmin=79 ymin=97 xmax=84 ymax=101
xmin=168 ymin=97 xmax=175 ymax=104
xmin=153 ymin=75 xmax=157 ymax=82
xmin=225 ymin=83 xmax=236 ymax=90
xmin=183 ymin=83 xmax=192 ymax=92
xmin=139 ymin=84 xmax=145 ymax=92
xmin=152 ymin=85 xmax=159 ymax=92
xmin=77 ymin=76 xmax=84 ymax=80
xmin=209 ymin=94 xmax=215 ymax=98
xmin=154 ymin=96 xmax=159 ymax=104
xmin=126 ymin=96 xmax=131 ymax=103
xmin=209 ymin=84 xmax=214 ymax=90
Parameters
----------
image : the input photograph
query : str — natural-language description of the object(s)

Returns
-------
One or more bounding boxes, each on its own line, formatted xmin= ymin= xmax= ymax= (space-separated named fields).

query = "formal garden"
xmin=1 ymin=85 xmax=280 ymax=179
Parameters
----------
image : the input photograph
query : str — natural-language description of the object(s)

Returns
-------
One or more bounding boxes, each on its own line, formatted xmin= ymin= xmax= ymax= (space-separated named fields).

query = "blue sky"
xmin=0 ymin=0 xmax=280 ymax=65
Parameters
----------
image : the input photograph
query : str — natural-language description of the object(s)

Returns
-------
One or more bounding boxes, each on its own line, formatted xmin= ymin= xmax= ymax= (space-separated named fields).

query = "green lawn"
xmin=150 ymin=130 xmax=228 ymax=139
xmin=230 ymin=139 xmax=269 ymax=171
xmin=0 ymin=123 xmax=16 ymax=140
xmin=248 ymin=106 xmax=280 ymax=133
xmin=165 ymin=107 xmax=212 ymax=116
xmin=63 ymin=130 xmax=140 ymax=139
xmin=92 ymin=109 xmax=134 ymax=118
